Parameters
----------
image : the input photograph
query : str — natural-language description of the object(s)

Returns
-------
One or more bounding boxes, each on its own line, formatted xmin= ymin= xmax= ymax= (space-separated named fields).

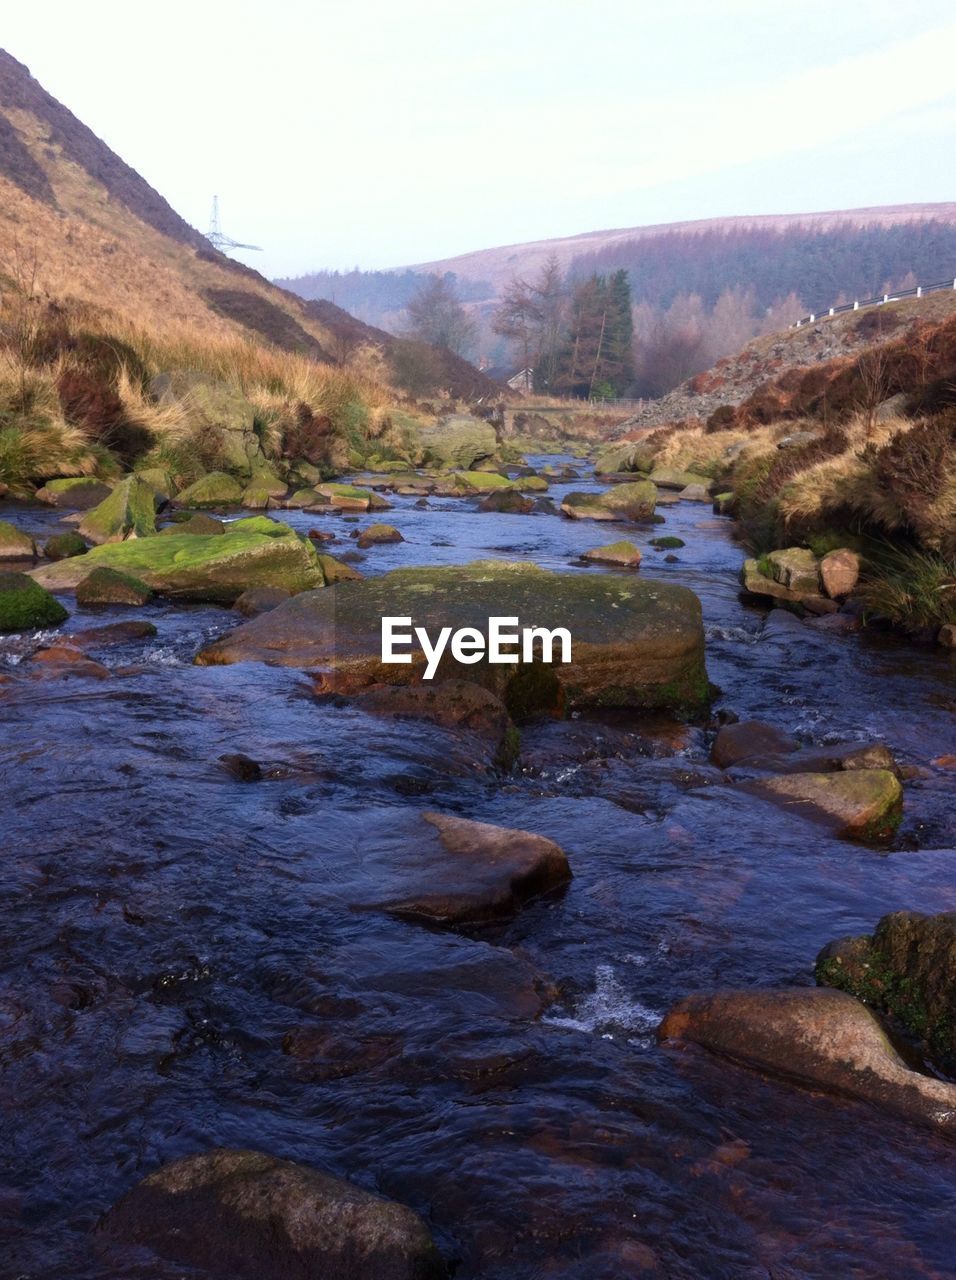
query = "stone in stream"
xmin=658 ymin=987 xmax=956 ymax=1131
xmin=233 ymin=586 xmax=293 ymax=617
xmin=43 ymin=532 xmax=88 ymax=560
xmin=649 ymin=467 xmax=712 ymax=491
xmin=34 ymin=518 xmax=327 ymax=605
xmin=419 ymin=414 xmax=498 ymax=469
xmin=740 ymin=560 xmax=835 ymax=614
xmin=479 ymin=489 xmax=534 ymax=514
xmin=158 ymin=513 xmax=225 ymax=536
xmin=316 ymin=482 xmax=375 ymax=511
xmin=79 ymin=474 xmax=159 ymax=544
xmin=679 ymin=483 xmax=711 ymax=502
xmin=63 ymin=620 xmax=157 ymax=648
xmin=196 ymin=561 xmax=710 ymax=716
xmin=816 ymin=911 xmax=956 ymax=1076
xmin=348 ymin=680 xmax=519 ymax=768
xmin=581 ymin=540 xmax=642 ymax=567
xmin=35 ymin=476 xmax=113 ymax=509
xmin=0 ymin=519 xmax=36 ymax=560
xmin=98 ymin=1148 xmax=445 ymax=1279
xmin=354 ymin=810 xmax=571 ymax=926
xmin=561 ymin=481 xmax=657 ymax=522
xmin=75 ymin=567 xmax=153 ymax=607
xmin=752 ymin=769 xmax=903 ymax=840
xmin=219 ymin=752 xmax=263 ymax=782
xmin=711 ymin=719 xmax=799 ymax=768
xmin=357 ymin=523 xmax=404 ymax=548
xmin=175 ymin=471 xmax=244 ymax=508
xmin=0 ymin=571 xmax=68 ymax=632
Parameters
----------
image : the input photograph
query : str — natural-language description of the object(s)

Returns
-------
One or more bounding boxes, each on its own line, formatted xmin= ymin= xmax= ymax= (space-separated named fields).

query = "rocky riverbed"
xmin=1 ymin=455 xmax=955 ymax=1279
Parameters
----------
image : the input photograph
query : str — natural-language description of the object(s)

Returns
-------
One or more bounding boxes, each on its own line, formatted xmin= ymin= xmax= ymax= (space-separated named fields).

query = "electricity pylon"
xmin=205 ymin=195 xmax=262 ymax=254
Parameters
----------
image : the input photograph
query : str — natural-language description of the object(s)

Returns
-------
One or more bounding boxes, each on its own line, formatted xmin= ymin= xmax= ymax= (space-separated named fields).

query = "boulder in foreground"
xmin=0 ymin=571 xmax=68 ymax=632
xmin=197 ymin=560 xmax=709 ymax=715
xmin=659 ymin=987 xmax=956 ymax=1131
xmin=817 ymin=910 xmax=956 ymax=1076
xmin=33 ymin=519 xmax=325 ymax=604
xmin=99 ymin=1147 xmax=445 ymax=1280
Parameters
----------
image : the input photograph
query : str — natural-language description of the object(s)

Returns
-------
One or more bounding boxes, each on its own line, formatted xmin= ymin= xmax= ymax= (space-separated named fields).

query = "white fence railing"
xmin=792 ymin=276 xmax=956 ymax=328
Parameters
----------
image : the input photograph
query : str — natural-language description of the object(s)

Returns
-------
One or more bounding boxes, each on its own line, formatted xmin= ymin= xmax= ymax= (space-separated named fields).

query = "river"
xmin=1 ymin=456 xmax=955 ymax=1279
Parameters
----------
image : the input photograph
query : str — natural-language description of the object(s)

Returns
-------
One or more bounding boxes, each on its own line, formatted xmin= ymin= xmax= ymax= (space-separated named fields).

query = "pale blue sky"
xmin=4 ymin=1 xmax=956 ymax=276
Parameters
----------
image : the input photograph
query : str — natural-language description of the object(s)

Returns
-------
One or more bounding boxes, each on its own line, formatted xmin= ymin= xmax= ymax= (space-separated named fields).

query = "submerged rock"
xmin=197 ymin=561 xmax=709 ymax=715
xmin=79 ymin=475 xmax=158 ymax=544
xmin=219 ymin=752 xmax=263 ymax=782
xmin=364 ymin=811 xmax=572 ymax=926
xmin=76 ymin=567 xmax=153 ymax=607
xmin=233 ymin=586 xmax=292 ymax=617
xmin=34 ymin=519 xmax=325 ymax=605
xmin=0 ymin=519 xmax=36 ymax=560
xmin=0 ymin=571 xmax=68 ymax=632
xmin=561 ymin=481 xmax=657 ymax=522
xmin=711 ymin=720 xmax=799 ymax=768
xmin=99 ymin=1147 xmax=445 ymax=1280
xmin=582 ymin=540 xmax=642 ymax=567
xmin=753 ymin=769 xmax=903 ymax=840
xmin=658 ymin=987 xmax=956 ymax=1131
xmin=816 ymin=910 xmax=956 ymax=1075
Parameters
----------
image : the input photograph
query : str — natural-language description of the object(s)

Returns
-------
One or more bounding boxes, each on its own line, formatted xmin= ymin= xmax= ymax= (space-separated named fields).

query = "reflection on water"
xmin=1 ymin=456 xmax=955 ymax=1279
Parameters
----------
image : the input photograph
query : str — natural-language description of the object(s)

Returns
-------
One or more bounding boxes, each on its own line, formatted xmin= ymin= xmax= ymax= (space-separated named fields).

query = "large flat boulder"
xmin=197 ymin=560 xmax=709 ymax=714
xmin=817 ymin=911 xmax=956 ymax=1075
xmin=658 ymin=987 xmax=956 ymax=1131
xmin=99 ymin=1148 xmax=444 ymax=1280
xmin=419 ymin=415 xmax=497 ymax=469
xmin=561 ymin=481 xmax=657 ymax=522
xmin=33 ymin=518 xmax=325 ymax=604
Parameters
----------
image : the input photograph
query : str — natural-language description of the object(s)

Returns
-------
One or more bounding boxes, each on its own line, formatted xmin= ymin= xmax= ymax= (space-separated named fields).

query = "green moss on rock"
xmin=76 ymin=567 xmax=153 ymax=607
xmin=175 ymin=472 xmax=244 ymax=508
xmin=0 ymin=519 xmax=36 ymax=559
xmin=0 ymin=571 xmax=68 ymax=632
xmin=79 ymin=475 xmax=158 ymax=544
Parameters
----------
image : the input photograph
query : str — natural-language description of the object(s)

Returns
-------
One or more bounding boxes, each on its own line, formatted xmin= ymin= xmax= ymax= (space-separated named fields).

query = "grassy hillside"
xmin=0 ymin=50 xmax=505 ymax=496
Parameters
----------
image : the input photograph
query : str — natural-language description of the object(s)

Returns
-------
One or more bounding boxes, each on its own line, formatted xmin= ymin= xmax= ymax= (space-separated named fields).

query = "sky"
xmin=4 ymin=1 xmax=956 ymax=277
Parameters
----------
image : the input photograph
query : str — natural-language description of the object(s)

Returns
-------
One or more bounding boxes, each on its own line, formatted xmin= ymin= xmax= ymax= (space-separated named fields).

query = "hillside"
xmin=407 ymin=204 xmax=956 ymax=299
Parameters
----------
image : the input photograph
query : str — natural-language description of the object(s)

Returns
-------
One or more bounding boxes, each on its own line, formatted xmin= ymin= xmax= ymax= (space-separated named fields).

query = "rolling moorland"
xmin=0 ymin=43 xmax=955 ymax=1280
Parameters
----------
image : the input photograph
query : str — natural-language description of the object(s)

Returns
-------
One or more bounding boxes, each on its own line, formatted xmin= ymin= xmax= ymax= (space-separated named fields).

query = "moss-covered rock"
xmin=35 ymin=477 xmax=112 ymax=509
xmin=650 ymin=536 xmax=685 ymax=550
xmin=816 ymin=911 xmax=956 ymax=1075
xmin=516 ymin=474 xmax=549 ymax=492
xmin=175 ymin=472 xmax=244 ymax=508
xmin=99 ymin=1147 xmax=445 ymax=1280
xmin=479 ymin=489 xmax=534 ymax=514
xmin=198 ymin=560 xmax=709 ymax=714
xmin=76 ymin=567 xmax=153 ymax=607
xmin=0 ymin=571 xmax=68 ymax=632
xmin=754 ymin=769 xmax=903 ymax=840
xmin=357 ymin=523 xmax=403 ymax=548
xmin=135 ymin=467 xmax=175 ymax=503
xmin=582 ymin=540 xmax=642 ymax=567
xmin=561 ymin=481 xmax=657 ymax=522
xmin=767 ymin=547 xmax=820 ymax=594
xmin=420 ymin=415 xmax=498 ymax=469
xmin=453 ymin=470 xmax=513 ymax=492
xmin=159 ymin=514 xmax=225 ymax=536
xmin=35 ymin=520 xmax=325 ymax=605
xmin=0 ymin=520 xmax=36 ymax=560
xmin=740 ymin=558 xmax=833 ymax=613
xmin=316 ymin=483 xmax=372 ymax=511
xmin=43 ymin=532 xmax=89 ymax=561
xmin=649 ymin=467 xmax=712 ymax=491
xmin=79 ymin=475 xmax=158 ymax=545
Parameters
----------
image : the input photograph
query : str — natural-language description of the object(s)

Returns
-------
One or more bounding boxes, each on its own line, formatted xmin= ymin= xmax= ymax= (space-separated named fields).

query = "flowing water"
xmin=1 ymin=457 xmax=955 ymax=1279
